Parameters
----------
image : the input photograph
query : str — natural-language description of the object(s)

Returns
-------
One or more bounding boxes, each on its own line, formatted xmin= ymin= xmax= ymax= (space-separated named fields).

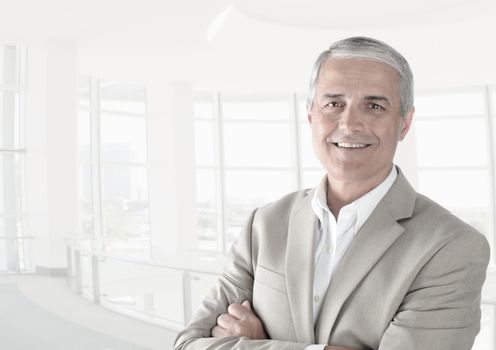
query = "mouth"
xmin=333 ymin=142 xmax=372 ymax=149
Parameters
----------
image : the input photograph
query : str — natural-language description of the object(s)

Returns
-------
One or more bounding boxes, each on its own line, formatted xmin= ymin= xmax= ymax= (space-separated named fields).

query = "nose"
xmin=339 ymin=106 xmax=364 ymax=132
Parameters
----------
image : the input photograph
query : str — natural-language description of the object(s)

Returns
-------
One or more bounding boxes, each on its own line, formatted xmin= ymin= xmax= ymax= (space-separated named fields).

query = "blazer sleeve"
xmin=173 ymin=209 xmax=311 ymax=350
xmin=378 ymin=229 xmax=490 ymax=350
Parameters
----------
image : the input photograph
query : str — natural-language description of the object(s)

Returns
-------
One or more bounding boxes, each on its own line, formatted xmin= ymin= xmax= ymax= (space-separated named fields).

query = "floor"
xmin=0 ymin=274 xmax=178 ymax=350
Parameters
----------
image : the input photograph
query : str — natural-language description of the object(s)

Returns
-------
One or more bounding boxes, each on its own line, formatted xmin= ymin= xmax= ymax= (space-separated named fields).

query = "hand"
xmin=211 ymin=300 xmax=268 ymax=340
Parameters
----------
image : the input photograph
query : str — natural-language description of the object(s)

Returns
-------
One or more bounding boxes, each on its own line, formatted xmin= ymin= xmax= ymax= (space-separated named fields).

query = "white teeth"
xmin=336 ymin=142 xmax=368 ymax=148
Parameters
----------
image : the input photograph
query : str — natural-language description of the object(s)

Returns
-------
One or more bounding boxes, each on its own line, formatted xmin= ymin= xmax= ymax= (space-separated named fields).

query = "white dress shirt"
xmin=304 ymin=166 xmax=397 ymax=350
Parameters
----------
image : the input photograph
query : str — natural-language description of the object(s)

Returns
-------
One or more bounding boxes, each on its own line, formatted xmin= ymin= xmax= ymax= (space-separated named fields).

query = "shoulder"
xmin=253 ymin=188 xmax=312 ymax=221
xmin=408 ymin=192 xmax=490 ymax=261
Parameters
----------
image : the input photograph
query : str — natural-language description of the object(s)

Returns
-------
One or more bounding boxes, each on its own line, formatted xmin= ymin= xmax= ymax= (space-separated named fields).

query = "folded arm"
xmin=174 ymin=209 xmax=359 ymax=350
xmin=174 ymin=210 xmax=312 ymax=350
xmin=378 ymin=231 xmax=490 ymax=350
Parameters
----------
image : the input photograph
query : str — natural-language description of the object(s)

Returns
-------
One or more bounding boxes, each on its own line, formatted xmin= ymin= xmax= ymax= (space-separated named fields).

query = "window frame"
xmin=77 ymin=77 xmax=152 ymax=257
xmin=194 ymin=92 xmax=324 ymax=252
xmin=0 ymin=44 xmax=29 ymax=273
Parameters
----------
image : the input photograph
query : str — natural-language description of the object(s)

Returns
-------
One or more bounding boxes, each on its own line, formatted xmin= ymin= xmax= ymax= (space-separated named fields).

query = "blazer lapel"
xmin=315 ymin=169 xmax=417 ymax=343
xmin=285 ymin=189 xmax=317 ymax=343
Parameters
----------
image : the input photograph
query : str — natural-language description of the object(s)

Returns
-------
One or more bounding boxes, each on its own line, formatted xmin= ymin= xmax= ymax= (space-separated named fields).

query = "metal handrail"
xmin=0 ymin=148 xmax=26 ymax=153
xmin=482 ymin=298 xmax=496 ymax=305
xmin=68 ymin=244 xmax=223 ymax=277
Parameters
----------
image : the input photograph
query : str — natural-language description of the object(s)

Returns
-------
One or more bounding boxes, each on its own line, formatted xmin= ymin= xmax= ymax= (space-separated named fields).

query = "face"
xmin=308 ymin=58 xmax=413 ymax=183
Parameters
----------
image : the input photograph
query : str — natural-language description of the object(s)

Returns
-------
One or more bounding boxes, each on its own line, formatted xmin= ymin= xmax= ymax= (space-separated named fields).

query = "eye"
xmin=368 ymin=103 xmax=385 ymax=110
xmin=324 ymin=101 xmax=344 ymax=108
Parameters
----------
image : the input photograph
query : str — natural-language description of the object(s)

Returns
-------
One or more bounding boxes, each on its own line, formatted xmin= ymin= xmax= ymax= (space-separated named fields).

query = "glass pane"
xmin=298 ymin=99 xmax=308 ymax=121
xmin=223 ymin=122 xmax=292 ymax=167
xmin=0 ymin=153 xmax=21 ymax=216
xmin=2 ymin=45 xmax=18 ymax=86
xmin=100 ymin=81 xmax=146 ymax=114
xmin=196 ymin=169 xmax=219 ymax=251
xmin=225 ymin=170 xmax=296 ymax=246
xmin=0 ymin=91 xmax=20 ymax=149
xmin=0 ymin=46 xmax=3 ymax=83
xmin=302 ymin=170 xmax=326 ymax=189
xmin=101 ymin=165 xmax=150 ymax=247
xmin=415 ymin=90 xmax=485 ymax=117
xmin=194 ymin=100 xmax=213 ymax=119
xmin=491 ymin=86 xmax=496 ymax=115
xmin=300 ymin=121 xmax=322 ymax=168
xmin=195 ymin=121 xmax=216 ymax=167
xmin=80 ymin=252 xmax=94 ymax=299
xmin=78 ymin=163 xmax=94 ymax=236
xmin=100 ymin=113 xmax=147 ymax=163
xmin=0 ymin=238 xmax=18 ymax=272
xmin=223 ymin=99 xmax=290 ymax=120
xmin=417 ymin=170 xmax=490 ymax=236
xmin=78 ymin=110 xmax=91 ymax=164
xmin=415 ymin=118 xmax=488 ymax=167
xmin=17 ymin=236 xmax=33 ymax=272
xmin=78 ymin=76 xmax=90 ymax=107
xmin=473 ymin=303 xmax=495 ymax=350
xmin=99 ymin=259 xmax=184 ymax=323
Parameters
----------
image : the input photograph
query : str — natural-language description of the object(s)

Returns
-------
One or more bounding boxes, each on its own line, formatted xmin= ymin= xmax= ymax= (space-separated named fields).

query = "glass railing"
xmin=66 ymin=243 xmax=496 ymax=349
xmin=66 ymin=243 xmax=223 ymax=331
xmin=0 ymin=235 xmax=35 ymax=273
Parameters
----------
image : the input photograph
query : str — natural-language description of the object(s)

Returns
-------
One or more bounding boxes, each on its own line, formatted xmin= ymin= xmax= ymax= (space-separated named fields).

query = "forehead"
xmin=316 ymin=58 xmax=400 ymax=98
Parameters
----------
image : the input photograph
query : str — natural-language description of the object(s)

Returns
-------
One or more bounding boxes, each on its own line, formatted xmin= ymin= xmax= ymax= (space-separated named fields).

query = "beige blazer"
xmin=174 ymin=169 xmax=490 ymax=350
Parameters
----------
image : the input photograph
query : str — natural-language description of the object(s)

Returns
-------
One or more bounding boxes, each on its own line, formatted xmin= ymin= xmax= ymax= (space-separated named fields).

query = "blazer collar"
xmin=285 ymin=189 xmax=317 ymax=343
xmin=314 ymin=166 xmax=417 ymax=342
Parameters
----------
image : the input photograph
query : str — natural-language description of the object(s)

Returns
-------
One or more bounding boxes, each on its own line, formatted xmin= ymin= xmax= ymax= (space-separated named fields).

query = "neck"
xmin=326 ymin=165 xmax=393 ymax=217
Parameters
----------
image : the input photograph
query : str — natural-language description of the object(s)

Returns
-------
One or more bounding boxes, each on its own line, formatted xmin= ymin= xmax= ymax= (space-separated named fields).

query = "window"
xmin=0 ymin=45 xmax=29 ymax=273
xmin=414 ymin=87 xmax=494 ymax=266
xmin=195 ymin=89 xmax=496 ymax=264
xmin=77 ymin=78 xmax=151 ymax=258
xmin=194 ymin=93 xmax=324 ymax=251
xmin=194 ymin=87 xmax=496 ymax=348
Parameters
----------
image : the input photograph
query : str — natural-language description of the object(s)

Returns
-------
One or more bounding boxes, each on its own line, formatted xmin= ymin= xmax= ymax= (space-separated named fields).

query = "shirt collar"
xmin=311 ymin=165 xmax=398 ymax=233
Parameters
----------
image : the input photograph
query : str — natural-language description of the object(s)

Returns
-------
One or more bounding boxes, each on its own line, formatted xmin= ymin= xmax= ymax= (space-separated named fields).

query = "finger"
xmin=228 ymin=303 xmax=251 ymax=319
xmin=216 ymin=313 xmax=238 ymax=329
xmin=241 ymin=300 xmax=252 ymax=311
xmin=211 ymin=325 xmax=229 ymax=337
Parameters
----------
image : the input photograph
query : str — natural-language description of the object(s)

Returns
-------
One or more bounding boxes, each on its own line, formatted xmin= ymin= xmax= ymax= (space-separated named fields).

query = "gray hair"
xmin=307 ymin=36 xmax=414 ymax=116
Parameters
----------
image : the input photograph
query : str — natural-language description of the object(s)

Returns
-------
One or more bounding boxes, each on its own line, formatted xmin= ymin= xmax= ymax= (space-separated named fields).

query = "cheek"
xmin=377 ymin=127 xmax=402 ymax=152
xmin=311 ymin=117 xmax=334 ymax=136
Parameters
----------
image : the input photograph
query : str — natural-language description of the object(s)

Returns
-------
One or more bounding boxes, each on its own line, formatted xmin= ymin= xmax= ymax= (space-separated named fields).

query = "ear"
xmin=307 ymin=104 xmax=312 ymax=124
xmin=399 ymin=107 xmax=414 ymax=141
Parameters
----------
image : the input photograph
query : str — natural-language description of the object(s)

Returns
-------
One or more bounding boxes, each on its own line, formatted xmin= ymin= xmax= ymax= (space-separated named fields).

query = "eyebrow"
xmin=319 ymin=93 xmax=393 ymax=107
xmin=320 ymin=93 xmax=344 ymax=100
xmin=364 ymin=95 xmax=392 ymax=106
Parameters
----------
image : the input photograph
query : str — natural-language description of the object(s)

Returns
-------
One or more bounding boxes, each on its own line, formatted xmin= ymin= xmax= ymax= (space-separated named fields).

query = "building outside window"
xmin=194 ymin=93 xmax=326 ymax=252
xmin=414 ymin=87 xmax=494 ymax=265
xmin=194 ymin=87 xmax=496 ymax=349
xmin=0 ymin=45 xmax=28 ymax=273
xmin=77 ymin=78 xmax=151 ymax=258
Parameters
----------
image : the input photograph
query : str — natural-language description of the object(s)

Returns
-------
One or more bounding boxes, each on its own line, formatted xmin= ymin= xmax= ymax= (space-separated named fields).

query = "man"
xmin=174 ymin=37 xmax=490 ymax=350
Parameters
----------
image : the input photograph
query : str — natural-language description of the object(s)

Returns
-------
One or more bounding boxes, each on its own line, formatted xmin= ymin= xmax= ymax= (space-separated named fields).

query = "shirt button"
xmin=327 ymin=245 xmax=332 ymax=253
xmin=313 ymin=295 xmax=320 ymax=303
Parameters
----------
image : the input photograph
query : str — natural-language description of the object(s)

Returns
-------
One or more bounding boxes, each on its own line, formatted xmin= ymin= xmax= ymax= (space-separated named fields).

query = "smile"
xmin=333 ymin=142 xmax=371 ymax=149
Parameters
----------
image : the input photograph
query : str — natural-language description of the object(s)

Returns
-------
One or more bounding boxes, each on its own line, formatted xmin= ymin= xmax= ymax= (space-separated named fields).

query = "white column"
xmin=147 ymin=81 xmax=197 ymax=259
xmin=25 ymin=41 xmax=78 ymax=273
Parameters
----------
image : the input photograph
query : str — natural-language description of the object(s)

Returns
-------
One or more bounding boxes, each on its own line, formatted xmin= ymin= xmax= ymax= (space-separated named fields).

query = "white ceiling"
xmin=1 ymin=0 xmax=496 ymax=89
xmin=0 ymin=0 xmax=229 ymax=46
xmin=235 ymin=0 xmax=495 ymax=29
xmin=1 ymin=0 xmax=494 ymax=43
